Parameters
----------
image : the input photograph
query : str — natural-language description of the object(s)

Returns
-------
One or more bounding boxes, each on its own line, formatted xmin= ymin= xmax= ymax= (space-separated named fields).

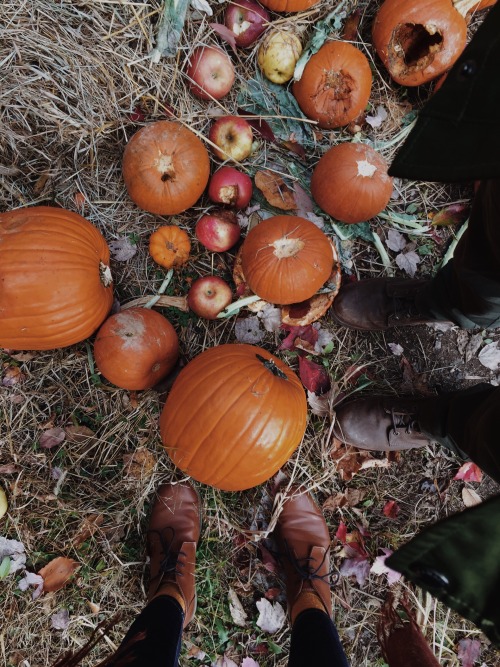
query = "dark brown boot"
xmin=330 ymin=278 xmax=442 ymax=330
xmin=147 ymin=482 xmax=201 ymax=628
xmin=333 ymin=396 xmax=435 ymax=451
xmin=274 ymin=487 xmax=332 ymax=624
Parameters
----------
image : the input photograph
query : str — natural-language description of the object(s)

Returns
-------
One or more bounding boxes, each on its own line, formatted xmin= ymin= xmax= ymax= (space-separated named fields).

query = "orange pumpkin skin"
xmin=372 ymin=0 xmax=467 ymax=86
xmin=149 ymin=226 xmax=191 ymax=269
xmin=123 ymin=121 xmax=210 ymax=215
xmin=259 ymin=0 xmax=319 ymax=11
xmin=160 ymin=344 xmax=307 ymax=491
xmin=311 ymin=143 xmax=393 ymax=224
xmin=94 ymin=308 xmax=179 ymax=390
xmin=293 ymin=42 xmax=372 ymax=129
xmin=0 ymin=206 xmax=113 ymax=351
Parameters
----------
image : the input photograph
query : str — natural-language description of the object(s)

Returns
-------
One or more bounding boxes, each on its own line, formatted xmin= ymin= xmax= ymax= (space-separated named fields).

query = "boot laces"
xmin=148 ymin=527 xmax=186 ymax=579
xmin=282 ymin=539 xmax=338 ymax=586
xmin=390 ymin=408 xmax=419 ymax=437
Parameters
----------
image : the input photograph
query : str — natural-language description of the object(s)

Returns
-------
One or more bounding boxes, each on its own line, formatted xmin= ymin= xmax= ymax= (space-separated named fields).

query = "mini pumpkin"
xmin=240 ymin=215 xmax=334 ymax=305
xmin=293 ymin=41 xmax=372 ymax=129
xmin=122 ymin=120 xmax=210 ymax=215
xmin=94 ymin=307 xmax=179 ymax=390
xmin=149 ymin=226 xmax=191 ymax=269
xmin=160 ymin=343 xmax=307 ymax=491
xmin=258 ymin=0 xmax=320 ymax=12
xmin=0 ymin=206 xmax=113 ymax=350
xmin=372 ymin=0 xmax=467 ymax=86
xmin=311 ymin=143 xmax=393 ymax=224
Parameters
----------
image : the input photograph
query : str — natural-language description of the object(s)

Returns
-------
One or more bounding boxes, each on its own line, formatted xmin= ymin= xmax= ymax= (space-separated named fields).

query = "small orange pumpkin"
xmin=240 ymin=215 xmax=334 ymax=305
xmin=0 ymin=206 xmax=113 ymax=351
xmin=258 ymin=0 xmax=319 ymax=11
xmin=311 ymin=143 xmax=393 ymax=224
xmin=123 ymin=120 xmax=210 ymax=215
xmin=372 ymin=0 xmax=467 ymax=86
xmin=94 ymin=307 xmax=179 ymax=390
xmin=149 ymin=226 xmax=191 ymax=269
xmin=293 ymin=41 xmax=372 ymax=129
xmin=160 ymin=343 xmax=307 ymax=491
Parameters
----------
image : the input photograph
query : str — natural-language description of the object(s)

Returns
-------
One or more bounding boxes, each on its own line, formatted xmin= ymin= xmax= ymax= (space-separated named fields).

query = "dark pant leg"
xmin=418 ymin=383 xmax=500 ymax=483
xmin=104 ymin=596 xmax=184 ymax=667
xmin=288 ymin=609 xmax=350 ymax=667
xmin=421 ymin=179 xmax=500 ymax=329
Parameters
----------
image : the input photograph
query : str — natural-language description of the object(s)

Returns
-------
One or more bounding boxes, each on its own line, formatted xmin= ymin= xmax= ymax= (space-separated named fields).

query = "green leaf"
xmin=333 ymin=221 xmax=373 ymax=242
xmin=216 ymin=618 xmax=230 ymax=645
xmin=0 ymin=556 xmax=11 ymax=579
xmin=267 ymin=640 xmax=283 ymax=654
xmin=417 ymin=244 xmax=433 ymax=256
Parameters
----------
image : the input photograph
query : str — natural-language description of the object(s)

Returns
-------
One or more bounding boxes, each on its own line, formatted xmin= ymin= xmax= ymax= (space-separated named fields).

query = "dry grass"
xmin=1 ymin=1 xmax=499 ymax=666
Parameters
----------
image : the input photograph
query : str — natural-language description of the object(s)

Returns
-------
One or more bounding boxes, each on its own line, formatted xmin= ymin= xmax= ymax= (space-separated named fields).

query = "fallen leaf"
xmin=395 ymin=250 xmax=420 ymax=277
xmin=87 ymin=601 xmax=100 ymax=614
xmin=307 ymin=385 xmax=340 ymax=419
xmin=0 ymin=536 xmax=26 ymax=574
xmin=370 ymin=548 xmax=402 ymax=585
xmin=0 ymin=556 xmax=10 ymax=579
xmin=342 ymin=8 xmax=361 ymax=40
xmin=39 ymin=556 xmax=80 ymax=593
xmin=108 ymin=236 xmax=137 ymax=262
xmin=257 ymin=305 xmax=282 ymax=333
xmin=0 ymin=487 xmax=7 ymax=519
xmin=454 ymin=462 xmax=483 ymax=483
xmin=123 ymin=447 xmax=157 ymax=479
xmin=264 ymin=587 xmax=280 ymax=601
xmin=51 ymin=609 xmax=70 ymax=631
xmin=209 ymin=23 xmax=238 ymax=53
xmin=298 ymin=356 xmax=330 ymax=394
xmin=359 ymin=457 xmax=392 ymax=472
xmin=18 ymin=571 xmax=44 ymax=599
xmin=386 ymin=229 xmax=406 ymax=252
xmin=241 ymin=659 xmax=260 ymax=667
xmin=235 ymin=317 xmax=265 ymax=345
xmin=259 ymin=544 xmax=279 ymax=574
xmin=64 ymin=425 xmax=95 ymax=444
xmin=400 ymin=356 xmax=433 ymax=395
xmin=335 ymin=520 xmax=348 ymax=543
xmin=383 ymin=500 xmax=400 ymax=519
xmin=304 ymin=211 xmax=326 ymax=229
xmin=39 ymin=427 xmax=66 ymax=450
xmin=8 ymin=352 xmax=36 ymax=362
xmin=388 ymin=343 xmax=404 ymax=356
xmin=191 ymin=0 xmax=213 ymax=15
xmin=2 ymin=366 xmax=25 ymax=386
xmin=462 ymin=487 xmax=482 ymax=507
xmin=431 ymin=203 xmax=469 ymax=227
xmin=228 ymin=587 xmax=248 ymax=627
xmin=478 ymin=342 xmax=500 ymax=371
xmin=279 ymin=324 xmax=318 ymax=352
xmin=457 ymin=638 xmax=482 ymax=667
xmin=323 ymin=489 xmax=366 ymax=511
xmin=0 ymin=464 xmax=20 ymax=474
xmin=71 ymin=514 xmax=104 ymax=548
xmin=293 ymin=183 xmax=315 ymax=218
xmin=366 ymin=105 xmax=388 ymax=129
xmin=237 ymin=109 xmax=275 ymax=143
xmin=212 ymin=655 xmax=238 ymax=667
xmin=254 ymin=170 xmax=296 ymax=210
xmin=256 ymin=598 xmax=286 ymax=634
xmin=339 ymin=556 xmax=371 ymax=587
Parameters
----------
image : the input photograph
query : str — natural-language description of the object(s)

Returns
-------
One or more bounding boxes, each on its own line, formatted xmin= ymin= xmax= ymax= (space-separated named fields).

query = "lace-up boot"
xmin=330 ymin=278 xmax=445 ymax=330
xmin=333 ymin=396 xmax=436 ymax=451
xmin=147 ymin=482 xmax=201 ymax=627
xmin=275 ymin=487 xmax=333 ymax=623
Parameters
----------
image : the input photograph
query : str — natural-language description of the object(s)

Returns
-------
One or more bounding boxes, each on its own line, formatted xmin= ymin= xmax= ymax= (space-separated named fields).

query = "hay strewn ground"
xmin=1 ymin=1 xmax=499 ymax=666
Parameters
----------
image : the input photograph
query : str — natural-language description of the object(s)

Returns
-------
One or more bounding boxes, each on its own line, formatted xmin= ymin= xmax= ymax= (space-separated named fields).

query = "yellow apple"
xmin=257 ymin=31 xmax=302 ymax=85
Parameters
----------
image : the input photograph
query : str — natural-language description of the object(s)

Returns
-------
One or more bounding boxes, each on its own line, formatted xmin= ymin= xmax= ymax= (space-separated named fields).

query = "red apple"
xmin=187 ymin=276 xmax=233 ymax=319
xmin=196 ymin=209 xmax=241 ymax=252
xmin=186 ymin=45 xmax=235 ymax=100
xmin=224 ymin=0 xmax=270 ymax=49
xmin=209 ymin=116 xmax=253 ymax=162
xmin=208 ymin=166 xmax=253 ymax=209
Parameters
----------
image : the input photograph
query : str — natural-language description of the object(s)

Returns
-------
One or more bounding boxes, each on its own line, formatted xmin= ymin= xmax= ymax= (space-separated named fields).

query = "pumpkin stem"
xmin=256 ymin=353 xmax=287 ymax=379
xmin=157 ymin=154 xmax=176 ymax=182
xmin=99 ymin=261 xmax=113 ymax=288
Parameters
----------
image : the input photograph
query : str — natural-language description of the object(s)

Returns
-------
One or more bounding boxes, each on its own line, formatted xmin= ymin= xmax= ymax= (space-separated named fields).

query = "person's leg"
xmin=288 ymin=608 xmax=349 ymax=667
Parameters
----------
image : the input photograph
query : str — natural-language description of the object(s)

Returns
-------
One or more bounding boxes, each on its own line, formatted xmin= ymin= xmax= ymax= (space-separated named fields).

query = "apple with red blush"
xmin=208 ymin=166 xmax=253 ymax=209
xmin=186 ymin=45 xmax=235 ymax=100
xmin=209 ymin=115 xmax=253 ymax=162
xmin=187 ymin=276 xmax=233 ymax=319
xmin=196 ymin=209 xmax=241 ymax=252
xmin=224 ymin=0 xmax=270 ymax=49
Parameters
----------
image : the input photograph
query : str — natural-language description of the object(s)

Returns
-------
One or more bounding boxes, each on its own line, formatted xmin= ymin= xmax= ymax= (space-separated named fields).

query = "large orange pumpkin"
xmin=160 ymin=344 xmax=307 ymax=491
xmin=94 ymin=308 xmax=179 ymax=390
xmin=0 ymin=206 xmax=113 ymax=351
xmin=372 ymin=0 xmax=467 ymax=86
xmin=122 ymin=120 xmax=210 ymax=215
xmin=259 ymin=0 xmax=320 ymax=12
xmin=293 ymin=41 xmax=372 ymax=129
xmin=311 ymin=143 xmax=393 ymax=224
xmin=240 ymin=216 xmax=334 ymax=305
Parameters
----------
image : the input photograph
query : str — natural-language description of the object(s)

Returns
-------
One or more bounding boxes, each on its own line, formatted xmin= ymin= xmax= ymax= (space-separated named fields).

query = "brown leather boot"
xmin=274 ymin=487 xmax=332 ymax=624
xmin=147 ymin=482 xmax=201 ymax=628
xmin=333 ymin=396 xmax=435 ymax=451
xmin=330 ymin=278 xmax=442 ymax=330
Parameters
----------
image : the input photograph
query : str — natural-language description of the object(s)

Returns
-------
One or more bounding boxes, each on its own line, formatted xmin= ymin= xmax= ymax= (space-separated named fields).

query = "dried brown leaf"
xmin=39 ymin=557 xmax=80 ymax=593
xmin=71 ymin=514 xmax=104 ymax=548
xmin=123 ymin=447 xmax=157 ymax=479
xmin=254 ymin=170 xmax=296 ymax=210
xmin=64 ymin=425 xmax=95 ymax=444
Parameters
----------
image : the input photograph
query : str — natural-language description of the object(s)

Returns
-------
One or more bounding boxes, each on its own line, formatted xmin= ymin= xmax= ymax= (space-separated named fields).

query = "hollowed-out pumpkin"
xmin=160 ymin=343 xmax=307 ymax=491
xmin=293 ymin=41 xmax=372 ymax=129
xmin=0 ymin=206 xmax=113 ymax=351
xmin=94 ymin=307 xmax=179 ymax=390
xmin=372 ymin=0 xmax=467 ymax=86
xmin=240 ymin=215 xmax=334 ymax=305
xmin=123 ymin=120 xmax=210 ymax=215
xmin=311 ymin=143 xmax=393 ymax=224
xmin=259 ymin=0 xmax=320 ymax=12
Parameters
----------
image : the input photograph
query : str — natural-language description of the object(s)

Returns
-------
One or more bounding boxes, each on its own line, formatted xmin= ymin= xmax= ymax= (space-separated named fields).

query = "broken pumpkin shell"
xmin=372 ymin=0 xmax=467 ymax=86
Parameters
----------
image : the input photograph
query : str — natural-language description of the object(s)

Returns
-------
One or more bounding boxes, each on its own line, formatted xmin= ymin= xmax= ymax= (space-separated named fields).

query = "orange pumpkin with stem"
xmin=149 ymin=226 xmax=191 ymax=269
xmin=311 ymin=143 xmax=393 ymax=224
xmin=123 ymin=120 xmax=210 ymax=215
xmin=160 ymin=343 xmax=307 ymax=491
xmin=0 ymin=206 xmax=113 ymax=351
xmin=240 ymin=215 xmax=334 ymax=305
xmin=259 ymin=0 xmax=320 ymax=12
xmin=293 ymin=41 xmax=372 ymax=129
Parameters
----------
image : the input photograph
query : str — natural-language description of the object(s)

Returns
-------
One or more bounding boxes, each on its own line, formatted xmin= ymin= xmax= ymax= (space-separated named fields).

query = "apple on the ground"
xmin=187 ymin=276 xmax=233 ymax=319
xmin=208 ymin=166 xmax=253 ymax=209
xmin=196 ymin=210 xmax=241 ymax=252
xmin=224 ymin=0 xmax=270 ymax=49
xmin=186 ymin=45 xmax=235 ymax=100
xmin=209 ymin=115 xmax=253 ymax=162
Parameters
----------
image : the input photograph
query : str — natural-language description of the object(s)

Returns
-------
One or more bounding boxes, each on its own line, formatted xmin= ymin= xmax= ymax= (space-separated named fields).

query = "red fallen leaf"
xmin=383 ymin=500 xmax=400 ymax=519
xmin=454 ymin=461 xmax=483 ymax=483
xmin=38 ymin=556 xmax=80 ymax=593
xmin=335 ymin=521 xmax=347 ymax=543
xmin=39 ymin=427 xmax=66 ymax=449
xmin=259 ymin=544 xmax=279 ymax=573
xmin=237 ymin=108 xmax=276 ymax=143
xmin=344 ymin=529 xmax=369 ymax=558
xmin=2 ymin=365 xmax=25 ymax=386
xmin=281 ymin=140 xmax=306 ymax=159
xmin=264 ymin=587 xmax=281 ymax=601
xmin=457 ymin=638 xmax=482 ymax=667
xmin=298 ymin=356 xmax=330 ymax=394
xmin=342 ymin=9 xmax=361 ymax=40
xmin=339 ymin=556 xmax=371 ymax=587
xmin=209 ymin=23 xmax=238 ymax=53
xmin=279 ymin=324 xmax=318 ymax=351
xmin=431 ymin=203 xmax=470 ymax=227
xmin=293 ymin=183 xmax=315 ymax=216
xmin=129 ymin=105 xmax=145 ymax=122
